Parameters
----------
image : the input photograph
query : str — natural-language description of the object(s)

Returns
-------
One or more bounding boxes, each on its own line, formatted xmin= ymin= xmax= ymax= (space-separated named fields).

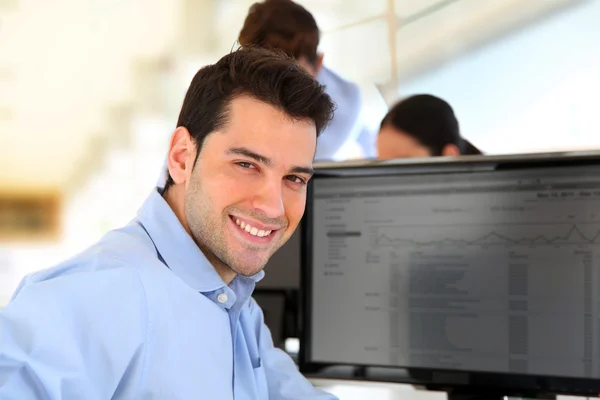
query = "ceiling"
xmin=0 ymin=0 xmax=581 ymax=192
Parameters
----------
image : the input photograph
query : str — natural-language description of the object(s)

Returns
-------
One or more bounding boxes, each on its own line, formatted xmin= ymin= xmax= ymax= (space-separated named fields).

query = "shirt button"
xmin=217 ymin=293 xmax=228 ymax=304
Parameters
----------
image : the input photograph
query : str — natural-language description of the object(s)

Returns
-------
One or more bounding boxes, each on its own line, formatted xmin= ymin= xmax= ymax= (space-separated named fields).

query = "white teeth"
xmin=234 ymin=218 xmax=273 ymax=237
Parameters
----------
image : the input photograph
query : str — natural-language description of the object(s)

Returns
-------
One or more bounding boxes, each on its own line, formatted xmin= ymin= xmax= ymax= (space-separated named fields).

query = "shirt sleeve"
xmin=253 ymin=299 xmax=338 ymax=400
xmin=0 ymin=267 xmax=148 ymax=399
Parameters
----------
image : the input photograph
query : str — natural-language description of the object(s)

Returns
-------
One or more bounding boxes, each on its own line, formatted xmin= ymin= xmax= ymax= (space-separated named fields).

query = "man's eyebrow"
xmin=226 ymin=147 xmax=272 ymax=166
xmin=227 ymin=146 xmax=313 ymax=176
xmin=290 ymin=165 xmax=314 ymax=176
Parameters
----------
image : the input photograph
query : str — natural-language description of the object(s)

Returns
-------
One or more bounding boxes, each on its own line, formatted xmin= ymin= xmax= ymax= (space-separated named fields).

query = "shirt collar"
xmin=135 ymin=188 xmax=264 ymax=293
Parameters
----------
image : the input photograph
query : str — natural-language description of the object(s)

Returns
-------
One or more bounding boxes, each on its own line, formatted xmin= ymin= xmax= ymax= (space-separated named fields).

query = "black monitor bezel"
xmin=299 ymin=151 xmax=600 ymax=397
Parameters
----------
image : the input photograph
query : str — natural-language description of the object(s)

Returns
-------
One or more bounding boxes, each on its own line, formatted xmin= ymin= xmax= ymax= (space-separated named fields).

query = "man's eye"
xmin=237 ymin=162 xmax=254 ymax=169
xmin=287 ymin=175 xmax=306 ymax=185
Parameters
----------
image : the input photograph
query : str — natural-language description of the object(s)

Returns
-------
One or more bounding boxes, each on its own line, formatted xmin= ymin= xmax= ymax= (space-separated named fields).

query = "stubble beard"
xmin=184 ymin=180 xmax=277 ymax=278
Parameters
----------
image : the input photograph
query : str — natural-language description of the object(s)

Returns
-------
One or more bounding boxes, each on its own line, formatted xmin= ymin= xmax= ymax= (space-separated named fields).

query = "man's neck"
xmin=211 ymin=262 xmax=236 ymax=285
xmin=163 ymin=186 xmax=237 ymax=285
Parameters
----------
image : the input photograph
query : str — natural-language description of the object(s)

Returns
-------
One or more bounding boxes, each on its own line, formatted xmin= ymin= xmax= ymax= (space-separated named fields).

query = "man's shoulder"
xmin=0 ymin=225 xmax=156 ymax=398
xmin=14 ymin=223 xmax=159 ymax=301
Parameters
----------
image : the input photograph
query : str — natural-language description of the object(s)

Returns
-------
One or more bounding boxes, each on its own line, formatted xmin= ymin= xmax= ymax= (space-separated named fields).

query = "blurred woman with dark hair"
xmin=378 ymin=94 xmax=482 ymax=159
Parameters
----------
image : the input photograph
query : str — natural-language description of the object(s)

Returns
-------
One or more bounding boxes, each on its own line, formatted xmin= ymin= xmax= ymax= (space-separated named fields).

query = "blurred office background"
xmin=1 ymin=1 xmax=599 ymax=398
xmin=0 ymin=0 xmax=598 ymax=316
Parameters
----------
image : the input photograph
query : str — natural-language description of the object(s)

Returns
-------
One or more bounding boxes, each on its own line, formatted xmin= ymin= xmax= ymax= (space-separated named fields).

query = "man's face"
xmin=184 ymin=96 xmax=316 ymax=278
xmin=377 ymin=125 xmax=432 ymax=159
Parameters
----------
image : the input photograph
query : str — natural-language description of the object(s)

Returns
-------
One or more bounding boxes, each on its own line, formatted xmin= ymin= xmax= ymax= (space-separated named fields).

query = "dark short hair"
xmin=461 ymin=138 xmax=483 ymax=155
xmin=163 ymin=47 xmax=334 ymax=192
xmin=381 ymin=94 xmax=461 ymax=156
xmin=239 ymin=0 xmax=320 ymax=65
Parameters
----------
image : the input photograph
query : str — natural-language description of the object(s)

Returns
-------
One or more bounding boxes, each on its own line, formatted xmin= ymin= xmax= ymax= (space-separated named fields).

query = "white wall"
xmin=398 ymin=0 xmax=600 ymax=155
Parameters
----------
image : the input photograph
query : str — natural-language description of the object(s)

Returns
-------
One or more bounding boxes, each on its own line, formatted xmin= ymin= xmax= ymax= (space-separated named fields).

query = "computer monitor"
xmin=300 ymin=152 xmax=600 ymax=399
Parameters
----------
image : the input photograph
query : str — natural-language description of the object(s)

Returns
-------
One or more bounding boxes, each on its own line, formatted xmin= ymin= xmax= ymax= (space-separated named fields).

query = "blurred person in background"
xmin=0 ymin=48 xmax=337 ymax=400
xmin=462 ymin=138 xmax=483 ymax=155
xmin=239 ymin=0 xmax=379 ymax=161
xmin=378 ymin=94 xmax=483 ymax=159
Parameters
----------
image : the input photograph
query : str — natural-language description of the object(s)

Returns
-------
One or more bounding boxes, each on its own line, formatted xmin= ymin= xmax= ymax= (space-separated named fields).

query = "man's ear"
xmin=168 ymin=127 xmax=197 ymax=185
xmin=441 ymin=143 xmax=461 ymax=157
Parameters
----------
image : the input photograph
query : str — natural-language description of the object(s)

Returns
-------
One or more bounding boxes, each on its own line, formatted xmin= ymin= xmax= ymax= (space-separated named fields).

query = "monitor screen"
xmin=301 ymin=155 xmax=600 ymax=391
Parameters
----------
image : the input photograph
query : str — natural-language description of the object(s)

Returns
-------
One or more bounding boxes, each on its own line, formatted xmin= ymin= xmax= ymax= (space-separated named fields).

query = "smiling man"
xmin=0 ymin=48 xmax=336 ymax=399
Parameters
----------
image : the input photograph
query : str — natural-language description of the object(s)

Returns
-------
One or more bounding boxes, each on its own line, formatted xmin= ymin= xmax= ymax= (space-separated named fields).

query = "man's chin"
xmin=233 ymin=264 xmax=266 ymax=278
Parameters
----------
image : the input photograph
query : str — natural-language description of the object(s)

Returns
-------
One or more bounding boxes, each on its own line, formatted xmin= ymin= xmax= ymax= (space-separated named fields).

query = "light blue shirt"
xmin=314 ymin=67 xmax=377 ymax=161
xmin=0 ymin=189 xmax=337 ymax=400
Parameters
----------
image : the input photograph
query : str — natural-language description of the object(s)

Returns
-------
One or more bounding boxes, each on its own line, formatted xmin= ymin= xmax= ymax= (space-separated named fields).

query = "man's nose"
xmin=251 ymin=179 xmax=285 ymax=219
